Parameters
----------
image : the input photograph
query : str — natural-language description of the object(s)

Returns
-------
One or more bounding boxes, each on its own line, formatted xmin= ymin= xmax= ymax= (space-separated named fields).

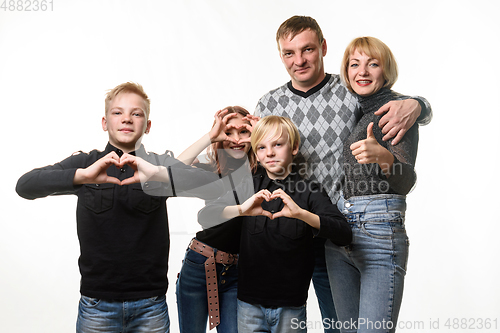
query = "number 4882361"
xmin=1 ymin=0 xmax=54 ymax=11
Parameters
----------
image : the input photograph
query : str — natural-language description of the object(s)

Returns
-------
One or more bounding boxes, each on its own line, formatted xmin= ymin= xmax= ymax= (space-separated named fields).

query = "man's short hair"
xmin=276 ymin=16 xmax=324 ymax=50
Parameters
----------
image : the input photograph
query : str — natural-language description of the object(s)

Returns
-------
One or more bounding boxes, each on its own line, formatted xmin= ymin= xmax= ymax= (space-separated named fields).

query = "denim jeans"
xmin=325 ymin=194 xmax=409 ymax=333
xmin=76 ymin=295 xmax=169 ymax=333
xmin=312 ymin=238 xmax=340 ymax=333
xmin=176 ymin=247 xmax=238 ymax=333
xmin=237 ymin=299 xmax=307 ymax=333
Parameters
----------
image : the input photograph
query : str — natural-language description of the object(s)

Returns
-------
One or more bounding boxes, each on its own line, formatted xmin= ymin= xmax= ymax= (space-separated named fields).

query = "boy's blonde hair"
xmin=340 ymin=36 xmax=398 ymax=92
xmin=251 ymin=116 xmax=300 ymax=153
xmin=105 ymin=82 xmax=151 ymax=118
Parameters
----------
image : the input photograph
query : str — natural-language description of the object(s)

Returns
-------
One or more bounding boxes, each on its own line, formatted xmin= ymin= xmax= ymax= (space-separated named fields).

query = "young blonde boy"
xmin=198 ymin=115 xmax=352 ymax=333
xmin=16 ymin=82 xmax=221 ymax=333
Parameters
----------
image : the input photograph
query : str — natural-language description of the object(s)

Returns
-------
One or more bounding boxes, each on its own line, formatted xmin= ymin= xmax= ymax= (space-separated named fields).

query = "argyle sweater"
xmin=255 ymin=74 xmax=358 ymax=202
xmin=255 ymin=73 xmax=432 ymax=203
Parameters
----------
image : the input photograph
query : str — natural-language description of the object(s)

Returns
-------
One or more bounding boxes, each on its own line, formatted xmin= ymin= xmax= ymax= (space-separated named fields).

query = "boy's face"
xmin=102 ymin=92 xmax=151 ymax=153
xmin=255 ymin=131 xmax=298 ymax=180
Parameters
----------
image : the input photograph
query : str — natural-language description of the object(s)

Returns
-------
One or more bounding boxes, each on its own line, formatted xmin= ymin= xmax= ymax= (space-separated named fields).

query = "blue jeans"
xmin=176 ymin=247 xmax=238 ymax=333
xmin=76 ymin=295 xmax=169 ymax=333
xmin=237 ymin=299 xmax=307 ymax=333
xmin=312 ymin=238 xmax=339 ymax=333
xmin=325 ymin=194 xmax=409 ymax=333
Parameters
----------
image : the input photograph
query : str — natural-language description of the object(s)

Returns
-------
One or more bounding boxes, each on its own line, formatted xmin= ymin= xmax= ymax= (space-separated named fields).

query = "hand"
xmin=374 ymin=99 xmax=420 ymax=145
xmin=350 ymin=123 xmax=386 ymax=164
xmin=208 ymin=109 xmax=238 ymax=144
xmin=119 ymin=154 xmax=168 ymax=185
xmin=269 ymin=189 xmax=302 ymax=219
xmin=239 ymin=189 xmax=273 ymax=218
xmin=73 ymin=152 xmax=121 ymax=185
xmin=238 ymin=114 xmax=261 ymax=144
xmin=350 ymin=123 xmax=394 ymax=174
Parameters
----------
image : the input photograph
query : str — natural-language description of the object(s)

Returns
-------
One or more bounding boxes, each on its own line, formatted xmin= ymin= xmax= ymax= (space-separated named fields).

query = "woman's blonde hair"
xmin=251 ymin=116 xmax=300 ymax=154
xmin=340 ymin=36 xmax=398 ymax=92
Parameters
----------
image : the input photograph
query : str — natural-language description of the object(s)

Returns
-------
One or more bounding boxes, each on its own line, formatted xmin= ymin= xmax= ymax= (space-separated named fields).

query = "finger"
xmin=350 ymin=141 xmax=362 ymax=151
xmin=222 ymin=112 xmax=237 ymax=124
xmin=105 ymin=176 xmax=122 ymax=185
xmin=239 ymin=124 xmax=253 ymax=131
xmin=271 ymin=212 xmax=284 ymax=219
xmin=374 ymin=102 xmax=391 ymax=116
xmin=378 ymin=113 xmax=391 ymax=129
xmin=366 ymin=122 xmax=375 ymax=139
xmin=384 ymin=128 xmax=405 ymax=145
xmin=225 ymin=137 xmax=238 ymax=144
xmin=261 ymin=210 xmax=273 ymax=219
xmin=120 ymin=176 xmax=139 ymax=186
xmin=381 ymin=125 xmax=402 ymax=142
xmin=107 ymin=151 xmax=120 ymax=160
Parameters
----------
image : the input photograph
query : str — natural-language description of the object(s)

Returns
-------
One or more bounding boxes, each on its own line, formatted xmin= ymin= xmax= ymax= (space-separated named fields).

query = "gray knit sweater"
xmin=342 ymin=88 xmax=419 ymax=199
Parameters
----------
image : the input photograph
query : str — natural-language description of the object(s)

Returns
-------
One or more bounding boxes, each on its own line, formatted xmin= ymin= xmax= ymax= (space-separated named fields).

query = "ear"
xmin=321 ymin=38 xmax=327 ymax=57
xmin=145 ymin=120 xmax=151 ymax=134
xmin=292 ymin=144 xmax=299 ymax=156
xmin=102 ymin=116 xmax=108 ymax=132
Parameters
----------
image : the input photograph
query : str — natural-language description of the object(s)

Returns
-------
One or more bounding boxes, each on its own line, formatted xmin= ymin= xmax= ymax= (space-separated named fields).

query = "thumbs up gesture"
xmin=350 ymin=123 xmax=394 ymax=172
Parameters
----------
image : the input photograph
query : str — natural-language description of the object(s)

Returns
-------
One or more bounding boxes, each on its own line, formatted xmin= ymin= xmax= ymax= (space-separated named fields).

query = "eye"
xmin=369 ymin=62 xmax=379 ymax=68
xmin=349 ymin=63 xmax=358 ymax=68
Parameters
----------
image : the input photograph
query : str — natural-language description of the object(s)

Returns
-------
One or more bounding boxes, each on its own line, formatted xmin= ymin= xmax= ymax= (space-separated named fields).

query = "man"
xmin=255 ymin=16 xmax=431 ymax=333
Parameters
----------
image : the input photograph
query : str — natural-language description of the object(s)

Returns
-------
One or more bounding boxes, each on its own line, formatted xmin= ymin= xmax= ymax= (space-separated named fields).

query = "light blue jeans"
xmin=176 ymin=247 xmax=238 ymax=333
xmin=325 ymin=194 xmax=409 ymax=333
xmin=237 ymin=299 xmax=307 ymax=333
xmin=76 ymin=295 xmax=169 ymax=333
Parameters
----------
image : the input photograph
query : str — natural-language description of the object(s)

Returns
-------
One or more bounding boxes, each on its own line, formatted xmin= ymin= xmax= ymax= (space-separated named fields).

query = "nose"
xmin=122 ymin=114 xmax=132 ymax=123
xmin=294 ymin=53 xmax=306 ymax=66
xmin=359 ymin=64 xmax=369 ymax=76
xmin=266 ymin=147 xmax=275 ymax=157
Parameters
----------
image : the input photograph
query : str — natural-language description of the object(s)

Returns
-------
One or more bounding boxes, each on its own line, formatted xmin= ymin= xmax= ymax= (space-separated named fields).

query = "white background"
xmin=1 ymin=0 xmax=500 ymax=332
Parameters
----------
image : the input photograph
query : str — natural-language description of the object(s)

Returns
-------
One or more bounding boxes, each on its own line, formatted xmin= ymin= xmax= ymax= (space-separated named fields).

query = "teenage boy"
xmin=254 ymin=16 xmax=432 ymax=332
xmin=16 ymin=82 xmax=222 ymax=333
xmin=198 ymin=116 xmax=352 ymax=333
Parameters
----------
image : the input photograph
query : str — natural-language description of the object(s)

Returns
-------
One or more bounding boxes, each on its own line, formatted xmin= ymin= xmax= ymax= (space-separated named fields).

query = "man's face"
xmin=102 ymin=92 xmax=151 ymax=153
xmin=278 ymin=29 xmax=327 ymax=92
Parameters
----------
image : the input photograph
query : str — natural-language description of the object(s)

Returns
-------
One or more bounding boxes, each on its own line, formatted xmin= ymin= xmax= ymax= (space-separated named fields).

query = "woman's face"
xmin=348 ymin=49 xmax=385 ymax=96
xmin=222 ymin=113 xmax=251 ymax=159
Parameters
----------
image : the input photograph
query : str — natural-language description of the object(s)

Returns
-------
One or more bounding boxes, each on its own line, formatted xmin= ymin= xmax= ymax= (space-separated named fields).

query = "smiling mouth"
xmin=356 ymin=80 xmax=372 ymax=86
xmin=230 ymin=145 xmax=245 ymax=150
